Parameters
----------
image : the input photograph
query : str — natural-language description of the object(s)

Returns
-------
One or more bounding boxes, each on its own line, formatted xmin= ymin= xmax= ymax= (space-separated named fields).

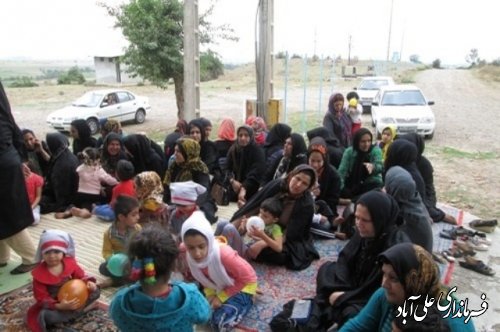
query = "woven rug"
xmin=236 ymin=238 xmax=346 ymax=332
xmin=0 ymin=284 xmax=116 ymax=332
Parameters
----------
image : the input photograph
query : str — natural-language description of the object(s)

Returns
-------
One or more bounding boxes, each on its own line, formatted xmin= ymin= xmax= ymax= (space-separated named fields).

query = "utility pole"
xmin=386 ymin=0 xmax=394 ymax=62
xmin=256 ymin=0 xmax=274 ymax=121
xmin=183 ymin=0 xmax=200 ymax=121
xmin=348 ymin=35 xmax=352 ymax=65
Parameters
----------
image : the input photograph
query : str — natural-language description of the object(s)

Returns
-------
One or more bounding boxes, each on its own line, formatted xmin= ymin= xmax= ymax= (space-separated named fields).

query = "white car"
xmin=354 ymin=76 xmax=395 ymax=113
xmin=371 ymin=85 xmax=436 ymax=139
xmin=46 ymin=89 xmax=151 ymax=135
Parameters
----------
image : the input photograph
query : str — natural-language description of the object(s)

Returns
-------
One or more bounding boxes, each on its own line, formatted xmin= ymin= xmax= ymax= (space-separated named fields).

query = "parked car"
xmin=371 ymin=85 xmax=435 ymax=139
xmin=46 ymin=89 xmax=151 ymax=135
xmin=354 ymin=76 xmax=395 ymax=113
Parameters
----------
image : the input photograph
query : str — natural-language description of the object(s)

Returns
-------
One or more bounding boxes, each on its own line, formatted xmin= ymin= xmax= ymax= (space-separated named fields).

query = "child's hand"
xmin=87 ymin=281 xmax=97 ymax=292
xmin=237 ymin=217 xmax=248 ymax=234
xmin=210 ymin=296 xmax=222 ymax=309
xmin=57 ymin=297 xmax=81 ymax=311
xmin=248 ymin=226 xmax=265 ymax=239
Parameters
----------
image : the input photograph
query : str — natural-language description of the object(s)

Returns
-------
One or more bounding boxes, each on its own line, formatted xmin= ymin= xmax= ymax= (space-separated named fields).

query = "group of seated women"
xmin=22 ymin=91 xmax=472 ymax=330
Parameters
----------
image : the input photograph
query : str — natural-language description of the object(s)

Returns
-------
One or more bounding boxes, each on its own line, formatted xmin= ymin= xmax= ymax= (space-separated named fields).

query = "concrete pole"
xmin=256 ymin=0 xmax=273 ymax=121
xmin=183 ymin=0 xmax=200 ymax=121
xmin=386 ymin=0 xmax=394 ymax=62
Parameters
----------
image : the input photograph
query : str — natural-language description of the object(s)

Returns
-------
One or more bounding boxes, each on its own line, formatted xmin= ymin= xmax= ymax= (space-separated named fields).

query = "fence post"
xmin=283 ymin=52 xmax=289 ymax=123
xmin=318 ymin=55 xmax=324 ymax=119
xmin=302 ymin=54 xmax=308 ymax=134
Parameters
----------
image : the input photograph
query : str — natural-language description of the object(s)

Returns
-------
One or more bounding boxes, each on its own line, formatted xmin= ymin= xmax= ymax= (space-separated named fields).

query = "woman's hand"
xmin=329 ymin=291 xmax=345 ymax=306
xmin=363 ymin=162 xmax=374 ymax=174
xmin=230 ymin=179 xmax=242 ymax=193
xmin=237 ymin=187 xmax=246 ymax=207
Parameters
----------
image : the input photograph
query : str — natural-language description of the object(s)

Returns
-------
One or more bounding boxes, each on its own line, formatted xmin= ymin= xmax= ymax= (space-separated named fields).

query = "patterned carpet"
xmin=0 ymin=285 xmax=115 ymax=332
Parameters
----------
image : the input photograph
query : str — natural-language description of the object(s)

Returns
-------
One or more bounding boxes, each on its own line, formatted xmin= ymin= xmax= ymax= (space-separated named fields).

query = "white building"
xmin=93 ymin=54 xmax=142 ymax=85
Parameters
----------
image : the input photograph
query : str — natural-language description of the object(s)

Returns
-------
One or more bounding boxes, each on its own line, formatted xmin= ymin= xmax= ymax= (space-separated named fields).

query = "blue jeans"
xmin=93 ymin=204 xmax=115 ymax=221
xmin=211 ymin=292 xmax=253 ymax=331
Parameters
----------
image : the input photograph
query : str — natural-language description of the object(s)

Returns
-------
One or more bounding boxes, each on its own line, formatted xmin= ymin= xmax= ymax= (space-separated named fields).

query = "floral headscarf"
xmin=163 ymin=137 xmax=209 ymax=186
xmin=135 ymin=171 xmax=164 ymax=212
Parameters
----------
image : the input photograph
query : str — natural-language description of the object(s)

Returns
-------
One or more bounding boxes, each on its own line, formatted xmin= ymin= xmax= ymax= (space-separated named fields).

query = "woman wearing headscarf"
xmin=135 ymin=171 xmax=169 ymax=225
xmin=322 ymin=93 xmax=352 ymax=148
xmin=338 ymin=128 xmax=383 ymax=202
xmin=215 ymin=118 xmax=236 ymax=161
xmin=384 ymin=139 xmax=426 ymax=204
xmin=262 ymin=122 xmax=292 ymax=160
xmin=226 ymin=125 xmax=266 ymax=207
xmin=385 ymin=166 xmax=433 ymax=252
xmin=307 ymin=126 xmax=344 ymax=168
xmin=39 ymin=133 xmax=79 ymax=214
xmin=308 ymin=137 xmax=342 ymax=233
xmin=0 ymin=82 xmax=38 ymax=275
xmin=399 ymin=133 xmax=456 ymax=224
xmin=312 ymin=190 xmax=409 ymax=329
xmin=163 ymin=137 xmax=217 ymax=223
xmin=96 ymin=118 xmax=123 ymax=148
xmin=250 ymin=116 xmax=268 ymax=146
xmin=100 ymin=132 xmax=128 ymax=177
xmin=340 ymin=243 xmax=475 ymax=331
xmin=231 ymin=164 xmax=319 ymax=270
xmin=123 ymin=134 xmax=165 ymax=179
xmin=377 ymin=125 xmax=397 ymax=161
xmin=164 ymin=119 xmax=188 ymax=162
xmin=21 ymin=128 xmax=51 ymax=176
xmin=70 ymin=119 xmax=97 ymax=156
xmin=189 ymin=119 xmax=218 ymax=174
xmin=263 ymin=133 xmax=308 ymax=184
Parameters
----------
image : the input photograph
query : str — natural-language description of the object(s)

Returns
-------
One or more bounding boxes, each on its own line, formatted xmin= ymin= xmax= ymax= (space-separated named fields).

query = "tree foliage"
xmin=409 ymin=54 xmax=420 ymax=64
xmin=432 ymin=58 xmax=441 ymax=69
xmin=101 ymin=0 xmax=237 ymax=119
xmin=200 ymin=49 xmax=224 ymax=82
xmin=465 ymin=48 xmax=480 ymax=67
xmin=57 ymin=66 xmax=86 ymax=85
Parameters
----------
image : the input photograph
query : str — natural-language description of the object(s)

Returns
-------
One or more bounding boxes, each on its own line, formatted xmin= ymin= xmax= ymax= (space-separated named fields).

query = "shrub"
xmin=275 ymin=51 xmax=287 ymax=59
xmin=9 ymin=77 xmax=38 ymax=88
xmin=57 ymin=66 xmax=86 ymax=85
xmin=432 ymin=59 xmax=441 ymax=69
xmin=491 ymin=58 xmax=500 ymax=66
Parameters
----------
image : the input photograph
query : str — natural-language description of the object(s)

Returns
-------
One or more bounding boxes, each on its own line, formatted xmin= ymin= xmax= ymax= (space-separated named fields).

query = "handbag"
xmin=211 ymin=181 xmax=229 ymax=206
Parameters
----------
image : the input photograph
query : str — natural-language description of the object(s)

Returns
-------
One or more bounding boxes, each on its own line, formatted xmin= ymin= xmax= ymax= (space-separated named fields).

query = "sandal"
xmin=459 ymin=257 xmax=495 ymax=276
xmin=432 ymin=252 xmax=447 ymax=264
xmin=469 ymin=219 xmax=498 ymax=233
xmin=441 ymin=251 xmax=456 ymax=263
xmin=454 ymin=242 xmax=476 ymax=256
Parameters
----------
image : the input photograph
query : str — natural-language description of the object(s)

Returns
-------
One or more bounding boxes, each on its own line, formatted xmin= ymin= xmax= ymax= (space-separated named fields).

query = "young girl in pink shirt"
xmin=181 ymin=211 xmax=257 ymax=331
xmin=56 ymin=147 xmax=118 ymax=219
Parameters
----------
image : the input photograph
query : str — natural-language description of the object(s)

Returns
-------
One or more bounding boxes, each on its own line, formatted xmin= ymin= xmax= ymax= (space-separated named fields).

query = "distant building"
xmin=93 ymin=55 xmax=142 ymax=85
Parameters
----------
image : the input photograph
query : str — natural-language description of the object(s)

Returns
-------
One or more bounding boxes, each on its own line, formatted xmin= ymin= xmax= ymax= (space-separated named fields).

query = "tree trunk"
xmin=173 ymin=74 xmax=184 ymax=119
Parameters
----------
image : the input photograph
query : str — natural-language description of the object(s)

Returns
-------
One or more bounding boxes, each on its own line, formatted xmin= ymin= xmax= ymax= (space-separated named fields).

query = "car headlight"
xmin=380 ymin=117 xmax=395 ymax=124
xmin=419 ymin=117 xmax=434 ymax=124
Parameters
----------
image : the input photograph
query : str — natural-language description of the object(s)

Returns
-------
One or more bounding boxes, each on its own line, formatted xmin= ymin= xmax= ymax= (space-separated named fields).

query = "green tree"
xmin=200 ymin=49 xmax=224 ymax=82
xmin=465 ymin=48 xmax=480 ymax=67
xmin=101 ymin=0 xmax=236 ymax=118
xmin=57 ymin=66 xmax=86 ymax=85
xmin=432 ymin=58 xmax=441 ymax=69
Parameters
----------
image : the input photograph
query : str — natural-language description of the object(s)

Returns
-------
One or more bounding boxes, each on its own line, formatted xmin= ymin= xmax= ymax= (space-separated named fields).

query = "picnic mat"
xmin=0 ymin=284 xmax=116 ymax=332
xmin=0 ymin=260 xmax=33 ymax=295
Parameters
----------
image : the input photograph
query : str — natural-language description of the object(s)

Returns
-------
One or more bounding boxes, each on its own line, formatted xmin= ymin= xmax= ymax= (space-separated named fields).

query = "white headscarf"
xmin=181 ymin=211 xmax=234 ymax=290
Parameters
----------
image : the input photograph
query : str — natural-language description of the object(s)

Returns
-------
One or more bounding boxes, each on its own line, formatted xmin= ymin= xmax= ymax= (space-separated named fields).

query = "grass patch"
xmin=472 ymin=64 xmax=500 ymax=83
xmin=440 ymin=146 xmax=498 ymax=160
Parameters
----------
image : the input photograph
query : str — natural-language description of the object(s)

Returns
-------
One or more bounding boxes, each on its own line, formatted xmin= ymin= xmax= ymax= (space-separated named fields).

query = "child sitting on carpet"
xmin=98 ymin=195 xmax=142 ymax=288
xmin=135 ymin=171 xmax=169 ymax=225
xmin=93 ymin=159 xmax=137 ymax=222
xmin=109 ymin=224 xmax=210 ymax=331
xmin=26 ymin=229 xmax=100 ymax=332
xmin=215 ymin=197 xmax=284 ymax=260
xmin=182 ymin=211 xmax=257 ymax=331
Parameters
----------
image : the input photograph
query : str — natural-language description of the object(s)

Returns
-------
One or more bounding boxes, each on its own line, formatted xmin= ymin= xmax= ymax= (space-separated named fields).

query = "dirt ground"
xmin=5 ymin=67 xmax=500 ymax=330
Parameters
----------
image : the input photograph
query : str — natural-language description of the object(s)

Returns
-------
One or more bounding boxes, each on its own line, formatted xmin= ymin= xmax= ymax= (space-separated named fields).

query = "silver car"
xmin=354 ymin=76 xmax=395 ymax=113
xmin=46 ymin=89 xmax=151 ymax=135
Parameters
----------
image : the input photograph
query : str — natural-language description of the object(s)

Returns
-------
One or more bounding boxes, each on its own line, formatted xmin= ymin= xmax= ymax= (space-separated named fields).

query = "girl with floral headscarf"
xmin=136 ymin=171 xmax=169 ymax=225
xmin=340 ymin=243 xmax=475 ymax=332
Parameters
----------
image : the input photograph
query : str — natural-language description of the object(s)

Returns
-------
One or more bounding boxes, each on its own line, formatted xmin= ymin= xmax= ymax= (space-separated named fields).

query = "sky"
xmin=0 ymin=0 xmax=499 ymax=66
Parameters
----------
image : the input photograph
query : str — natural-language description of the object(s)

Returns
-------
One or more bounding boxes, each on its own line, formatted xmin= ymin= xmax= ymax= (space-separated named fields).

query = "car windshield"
xmin=359 ymin=79 xmax=389 ymax=90
xmin=71 ymin=92 xmax=104 ymax=107
xmin=381 ymin=90 xmax=426 ymax=106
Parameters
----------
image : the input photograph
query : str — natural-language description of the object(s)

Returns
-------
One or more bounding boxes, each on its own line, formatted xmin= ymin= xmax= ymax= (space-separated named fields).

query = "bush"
xmin=432 ymin=58 xmax=441 ymax=69
xmin=9 ymin=77 xmax=38 ymax=88
xmin=57 ymin=66 xmax=86 ymax=85
xmin=275 ymin=51 xmax=287 ymax=59
xmin=491 ymin=58 xmax=500 ymax=66
xmin=200 ymin=50 xmax=224 ymax=82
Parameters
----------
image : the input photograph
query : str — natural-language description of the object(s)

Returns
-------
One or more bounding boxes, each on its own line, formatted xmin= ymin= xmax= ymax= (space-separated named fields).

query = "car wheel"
xmin=86 ymin=118 xmax=99 ymax=135
xmin=425 ymin=132 xmax=434 ymax=140
xmin=135 ymin=109 xmax=146 ymax=124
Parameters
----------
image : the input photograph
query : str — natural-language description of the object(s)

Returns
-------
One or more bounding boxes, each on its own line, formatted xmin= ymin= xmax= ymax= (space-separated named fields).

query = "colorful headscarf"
xmin=135 ymin=171 xmax=164 ymax=212
xmin=163 ymin=137 xmax=208 ymax=186
xmin=217 ymin=118 xmax=236 ymax=141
